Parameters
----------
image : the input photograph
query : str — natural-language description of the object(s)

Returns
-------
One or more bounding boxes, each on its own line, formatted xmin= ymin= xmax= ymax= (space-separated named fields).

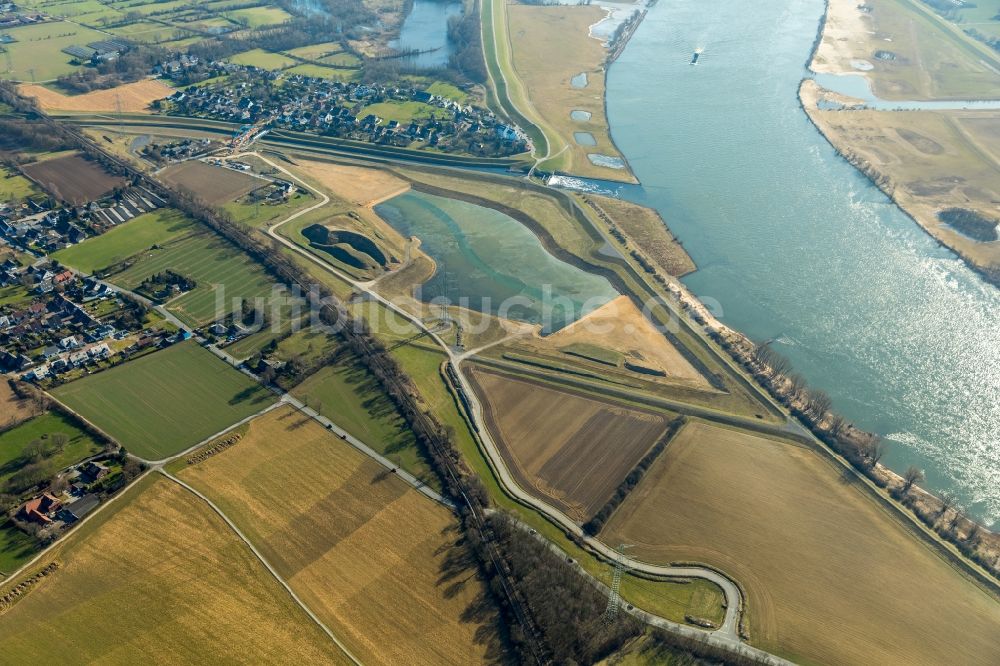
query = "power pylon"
xmin=602 ymin=543 xmax=632 ymax=625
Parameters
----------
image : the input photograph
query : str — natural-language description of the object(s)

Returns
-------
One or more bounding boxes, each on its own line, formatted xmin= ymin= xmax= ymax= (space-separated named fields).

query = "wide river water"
xmin=604 ymin=0 xmax=1000 ymax=526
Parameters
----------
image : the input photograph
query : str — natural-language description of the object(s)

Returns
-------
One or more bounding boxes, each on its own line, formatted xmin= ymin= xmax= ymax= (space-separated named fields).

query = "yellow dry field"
xmin=295 ymin=158 xmax=410 ymax=206
xmin=802 ymin=86 xmax=1000 ymax=275
xmin=543 ymin=295 xmax=708 ymax=386
xmin=0 ymin=476 xmax=350 ymax=664
xmin=811 ymin=0 xmax=1000 ymax=99
xmin=0 ymin=382 xmax=37 ymax=429
xmin=177 ymin=406 xmax=503 ymax=665
xmin=507 ymin=4 xmax=634 ymax=181
xmin=589 ymin=195 xmax=696 ymax=277
xmin=603 ymin=421 xmax=1000 ymax=665
xmin=18 ymin=80 xmax=174 ymax=113
xmin=467 ymin=366 xmax=671 ymax=522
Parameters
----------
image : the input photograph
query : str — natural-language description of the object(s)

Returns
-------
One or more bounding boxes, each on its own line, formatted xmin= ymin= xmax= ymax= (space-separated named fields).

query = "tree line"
xmin=583 ymin=417 xmax=684 ymax=536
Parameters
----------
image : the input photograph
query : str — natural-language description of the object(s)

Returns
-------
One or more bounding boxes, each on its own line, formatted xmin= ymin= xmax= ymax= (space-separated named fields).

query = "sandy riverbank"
xmin=799 ymin=79 xmax=1000 ymax=286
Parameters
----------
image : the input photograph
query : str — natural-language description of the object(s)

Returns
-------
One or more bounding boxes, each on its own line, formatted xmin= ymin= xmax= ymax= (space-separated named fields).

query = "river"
xmin=604 ymin=0 xmax=1000 ymax=526
xmin=390 ymin=0 xmax=462 ymax=69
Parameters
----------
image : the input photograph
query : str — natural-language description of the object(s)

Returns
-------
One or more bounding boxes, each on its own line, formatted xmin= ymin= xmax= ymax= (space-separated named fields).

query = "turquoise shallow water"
xmin=605 ymin=0 xmax=1000 ymax=525
xmin=375 ymin=191 xmax=617 ymax=332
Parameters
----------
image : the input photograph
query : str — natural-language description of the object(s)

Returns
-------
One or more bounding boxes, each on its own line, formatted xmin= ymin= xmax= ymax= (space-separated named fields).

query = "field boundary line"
xmin=160 ymin=470 xmax=364 ymax=666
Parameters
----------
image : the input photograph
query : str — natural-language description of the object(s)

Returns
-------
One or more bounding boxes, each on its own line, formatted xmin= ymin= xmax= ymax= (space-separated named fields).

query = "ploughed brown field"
xmin=465 ymin=365 xmax=672 ymax=522
xmin=160 ymin=160 xmax=263 ymax=205
xmin=21 ymin=154 xmax=125 ymax=204
xmin=176 ymin=405 xmax=504 ymax=665
xmin=603 ymin=420 xmax=1000 ymax=665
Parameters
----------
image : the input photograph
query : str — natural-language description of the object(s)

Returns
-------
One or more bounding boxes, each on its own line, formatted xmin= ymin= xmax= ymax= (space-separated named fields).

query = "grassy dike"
xmin=480 ymin=0 xmax=566 ymax=171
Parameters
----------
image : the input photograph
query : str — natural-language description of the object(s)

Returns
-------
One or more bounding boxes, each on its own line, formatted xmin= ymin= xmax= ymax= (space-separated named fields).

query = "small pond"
xmin=570 ymin=109 xmax=592 ymax=121
xmin=574 ymin=132 xmax=597 ymax=146
xmin=571 ymin=72 xmax=589 ymax=88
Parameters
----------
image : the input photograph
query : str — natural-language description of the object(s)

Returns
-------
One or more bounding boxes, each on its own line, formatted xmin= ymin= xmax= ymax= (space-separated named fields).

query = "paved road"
xmin=247 ymin=151 xmax=790 ymax=658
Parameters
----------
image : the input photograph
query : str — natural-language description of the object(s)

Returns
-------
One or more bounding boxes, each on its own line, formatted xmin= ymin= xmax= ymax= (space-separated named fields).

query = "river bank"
xmin=799 ymin=80 xmax=1000 ymax=287
xmin=603 ymin=0 xmax=1000 ymax=549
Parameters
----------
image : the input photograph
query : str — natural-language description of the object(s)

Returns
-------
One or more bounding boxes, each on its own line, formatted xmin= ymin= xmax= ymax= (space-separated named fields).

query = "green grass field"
xmin=225 ymin=6 xmax=293 ymax=27
xmin=0 ymin=520 xmax=37 ymax=578
xmin=285 ymin=41 xmax=343 ymax=59
xmin=104 ymin=228 xmax=280 ymax=327
xmin=0 ymin=21 xmax=110 ymax=81
xmin=317 ymin=52 xmax=360 ymax=67
xmin=227 ymin=48 xmax=296 ymax=70
xmin=0 ymin=167 xmax=42 ymax=201
xmin=356 ymin=100 xmax=451 ymax=124
xmin=292 ymin=358 xmax=435 ymax=486
xmin=52 ymin=209 xmax=197 ymax=274
xmin=427 ymin=81 xmax=467 ymax=102
xmin=0 ymin=412 xmax=103 ymax=495
xmin=51 ymin=341 xmax=275 ymax=460
xmin=285 ymin=64 xmax=359 ymax=81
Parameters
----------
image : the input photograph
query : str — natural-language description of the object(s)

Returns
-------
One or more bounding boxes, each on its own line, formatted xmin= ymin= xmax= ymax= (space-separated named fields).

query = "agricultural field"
xmin=106 ymin=20 xmax=187 ymax=44
xmin=0 ymin=166 xmax=42 ymax=202
xmin=292 ymin=358 xmax=433 ymax=485
xmin=316 ymin=52 xmax=361 ymax=67
xmin=105 ymin=228 xmax=281 ymax=327
xmin=51 ymin=341 xmax=275 ymax=460
xmin=801 ymin=86 xmax=1000 ymax=280
xmin=465 ymin=365 xmax=674 ymax=522
xmin=0 ymin=382 xmax=37 ymax=430
xmin=21 ymin=153 xmax=125 ymax=204
xmin=52 ymin=208 xmax=197 ymax=273
xmin=176 ymin=405 xmax=504 ymax=665
xmin=603 ymin=421 xmax=1000 ymax=665
xmin=0 ymin=21 xmax=110 ymax=81
xmin=813 ymin=0 xmax=1000 ymax=99
xmin=285 ymin=63 xmax=359 ymax=81
xmin=294 ymin=158 xmax=410 ymax=207
xmin=227 ymin=48 xmax=297 ymax=70
xmin=285 ymin=41 xmax=344 ymax=60
xmin=506 ymin=3 xmax=633 ymax=180
xmin=0 ymin=476 xmax=352 ymax=663
xmin=224 ymin=5 xmax=293 ymax=27
xmin=160 ymin=160 xmax=264 ymax=205
xmin=17 ymin=79 xmax=174 ymax=113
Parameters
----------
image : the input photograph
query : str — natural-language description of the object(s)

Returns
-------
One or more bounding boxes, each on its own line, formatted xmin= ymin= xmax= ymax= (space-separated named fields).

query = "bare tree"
xmin=805 ymin=389 xmax=833 ymax=419
xmin=901 ymin=465 xmax=924 ymax=495
xmin=828 ymin=413 xmax=847 ymax=437
xmin=50 ymin=432 xmax=68 ymax=454
xmin=936 ymin=491 xmax=957 ymax=520
xmin=860 ymin=434 xmax=886 ymax=468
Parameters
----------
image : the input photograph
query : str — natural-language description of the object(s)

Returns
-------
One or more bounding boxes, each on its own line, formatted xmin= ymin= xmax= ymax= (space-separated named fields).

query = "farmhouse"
xmin=82 ymin=461 xmax=109 ymax=481
xmin=59 ymin=494 xmax=99 ymax=522
xmin=18 ymin=493 xmax=62 ymax=524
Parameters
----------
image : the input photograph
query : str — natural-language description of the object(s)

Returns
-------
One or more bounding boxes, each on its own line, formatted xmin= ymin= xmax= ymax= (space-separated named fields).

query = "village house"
xmin=18 ymin=493 xmax=62 ymax=524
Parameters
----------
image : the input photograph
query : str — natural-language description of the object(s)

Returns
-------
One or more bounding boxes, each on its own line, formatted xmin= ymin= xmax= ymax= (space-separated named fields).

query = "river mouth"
xmin=374 ymin=190 xmax=618 ymax=333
